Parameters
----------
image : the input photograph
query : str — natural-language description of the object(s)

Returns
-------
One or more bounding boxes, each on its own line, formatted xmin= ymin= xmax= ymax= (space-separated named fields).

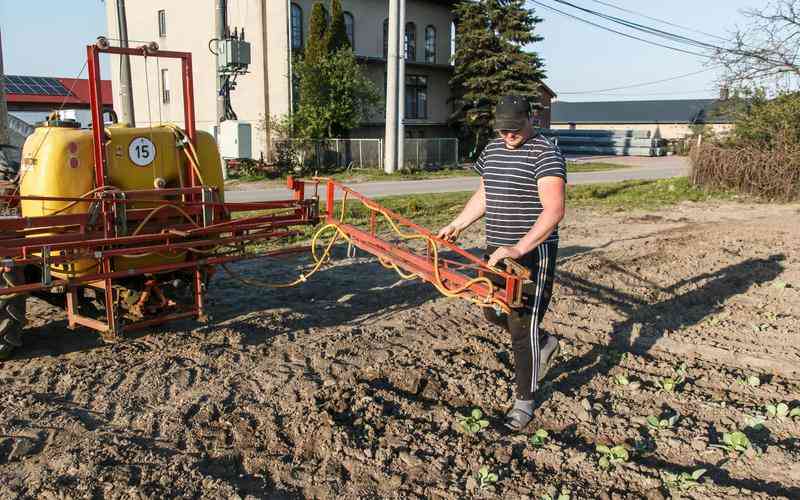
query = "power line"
xmin=549 ymin=0 xmax=723 ymax=52
xmin=559 ymin=67 xmax=719 ymax=94
xmin=530 ymin=0 xmax=713 ymax=59
xmin=588 ymin=0 xmax=727 ymax=42
xmin=563 ymin=89 xmax=717 ymax=98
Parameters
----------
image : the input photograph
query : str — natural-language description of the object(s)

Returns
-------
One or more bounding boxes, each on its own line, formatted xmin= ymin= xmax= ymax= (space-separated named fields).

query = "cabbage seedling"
xmin=530 ymin=428 xmax=549 ymax=447
xmin=457 ymin=408 xmax=490 ymax=434
xmin=661 ymin=468 xmax=707 ymax=491
xmin=541 ymin=490 xmax=571 ymax=500
xmin=737 ymin=375 xmax=761 ymax=387
xmin=596 ymin=444 xmax=629 ymax=470
xmin=765 ymin=402 xmax=800 ymax=420
xmin=744 ymin=414 xmax=766 ymax=430
xmin=711 ymin=431 xmax=751 ymax=455
xmin=477 ymin=465 xmax=498 ymax=489
xmin=647 ymin=413 xmax=679 ymax=433
xmin=613 ymin=373 xmax=630 ymax=386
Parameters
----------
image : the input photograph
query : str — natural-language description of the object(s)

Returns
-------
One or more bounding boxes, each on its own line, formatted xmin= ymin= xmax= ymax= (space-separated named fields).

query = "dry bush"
xmin=690 ymin=142 xmax=800 ymax=201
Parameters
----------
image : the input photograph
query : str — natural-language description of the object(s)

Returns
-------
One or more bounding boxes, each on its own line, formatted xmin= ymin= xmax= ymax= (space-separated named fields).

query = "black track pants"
xmin=484 ymin=242 xmax=558 ymax=400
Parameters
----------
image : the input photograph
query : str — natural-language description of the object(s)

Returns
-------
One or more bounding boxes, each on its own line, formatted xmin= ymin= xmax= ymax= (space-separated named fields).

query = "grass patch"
xmin=232 ymin=177 xmax=734 ymax=251
xmin=568 ymin=162 xmax=631 ymax=173
xmin=567 ymin=177 xmax=736 ymax=211
xmin=226 ymin=162 xmax=628 ymax=186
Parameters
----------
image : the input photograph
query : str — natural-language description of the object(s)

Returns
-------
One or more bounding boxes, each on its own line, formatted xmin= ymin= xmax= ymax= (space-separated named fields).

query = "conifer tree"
xmin=326 ymin=0 xmax=351 ymax=52
xmin=305 ymin=3 xmax=328 ymax=64
xmin=450 ymin=0 xmax=546 ymax=155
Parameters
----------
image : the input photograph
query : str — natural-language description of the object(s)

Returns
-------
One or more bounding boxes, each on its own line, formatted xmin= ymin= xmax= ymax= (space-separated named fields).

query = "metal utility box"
xmin=219 ymin=120 xmax=252 ymax=159
xmin=218 ymin=39 xmax=251 ymax=73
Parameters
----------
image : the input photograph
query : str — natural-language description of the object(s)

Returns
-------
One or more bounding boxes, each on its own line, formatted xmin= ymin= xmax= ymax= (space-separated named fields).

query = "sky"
xmin=1 ymin=0 xmax=760 ymax=103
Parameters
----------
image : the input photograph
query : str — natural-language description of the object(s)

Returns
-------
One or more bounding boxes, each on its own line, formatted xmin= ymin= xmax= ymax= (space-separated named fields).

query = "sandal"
xmin=504 ymin=407 xmax=534 ymax=431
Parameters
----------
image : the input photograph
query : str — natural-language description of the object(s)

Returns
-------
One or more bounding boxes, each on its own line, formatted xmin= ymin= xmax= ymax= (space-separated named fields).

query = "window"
xmin=405 ymin=75 xmax=428 ymax=119
xmin=425 ymin=26 xmax=436 ymax=63
xmin=344 ymin=12 xmax=355 ymax=48
xmin=160 ymin=69 xmax=170 ymax=104
xmin=383 ymin=19 xmax=389 ymax=58
xmin=157 ymin=10 xmax=166 ymax=37
xmin=405 ymin=22 xmax=416 ymax=61
xmin=291 ymin=3 xmax=303 ymax=50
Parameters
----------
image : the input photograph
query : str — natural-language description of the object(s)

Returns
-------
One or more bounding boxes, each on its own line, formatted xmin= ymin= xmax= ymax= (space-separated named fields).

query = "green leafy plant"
xmin=661 ymin=468 xmax=707 ymax=491
xmin=596 ymin=444 xmax=629 ymax=470
xmin=541 ymin=490 xmax=571 ymax=500
xmin=477 ymin=465 xmax=498 ymax=489
xmin=712 ymin=431 xmax=751 ymax=454
xmin=614 ymin=373 xmax=630 ymax=386
xmin=457 ymin=408 xmax=490 ymax=434
xmin=737 ymin=375 xmax=761 ymax=387
xmin=530 ymin=428 xmax=549 ymax=447
xmin=647 ymin=413 xmax=679 ymax=433
xmin=765 ymin=402 xmax=800 ymax=419
xmin=656 ymin=362 xmax=687 ymax=393
xmin=744 ymin=414 xmax=766 ymax=430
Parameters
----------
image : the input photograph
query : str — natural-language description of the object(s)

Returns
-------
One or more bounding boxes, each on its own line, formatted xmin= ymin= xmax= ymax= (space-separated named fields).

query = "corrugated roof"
xmin=552 ymin=99 xmax=733 ymax=124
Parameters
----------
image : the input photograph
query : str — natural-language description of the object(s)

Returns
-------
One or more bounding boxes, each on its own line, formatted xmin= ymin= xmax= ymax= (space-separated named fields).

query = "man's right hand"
xmin=437 ymin=223 xmax=461 ymax=242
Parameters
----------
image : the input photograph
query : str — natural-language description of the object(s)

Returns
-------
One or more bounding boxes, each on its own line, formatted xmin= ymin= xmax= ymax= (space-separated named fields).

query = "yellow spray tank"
xmin=19 ymin=121 xmax=224 ymax=279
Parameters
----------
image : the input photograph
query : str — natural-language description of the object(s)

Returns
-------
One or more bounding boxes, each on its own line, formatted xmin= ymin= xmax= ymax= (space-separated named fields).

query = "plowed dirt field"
xmin=2 ymin=200 xmax=799 ymax=499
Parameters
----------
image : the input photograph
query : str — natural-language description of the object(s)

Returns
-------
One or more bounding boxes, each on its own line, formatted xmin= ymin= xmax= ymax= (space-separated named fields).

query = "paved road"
xmin=227 ymin=156 xmax=690 ymax=202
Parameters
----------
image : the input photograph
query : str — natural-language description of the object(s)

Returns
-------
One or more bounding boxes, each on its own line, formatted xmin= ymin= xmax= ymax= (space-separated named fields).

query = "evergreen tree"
xmin=305 ymin=3 xmax=328 ymax=64
xmin=326 ymin=0 xmax=351 ymax=52
xmin=450 ymin=0 xmax=546 ymax=156
xmin=292 ymin=2 xmax=379 ymax=144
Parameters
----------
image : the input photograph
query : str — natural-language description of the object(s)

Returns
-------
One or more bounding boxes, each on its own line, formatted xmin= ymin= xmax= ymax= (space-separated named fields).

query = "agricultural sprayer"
xmin=0 ymin=40 xmax=530 ymax=359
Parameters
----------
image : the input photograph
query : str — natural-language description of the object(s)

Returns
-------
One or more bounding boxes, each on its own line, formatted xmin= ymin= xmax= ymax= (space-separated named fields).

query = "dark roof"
xmin=4 ymin=75 xmax=113 ymax=107
xmin=552 ymin=99 xmax=733 ymax=124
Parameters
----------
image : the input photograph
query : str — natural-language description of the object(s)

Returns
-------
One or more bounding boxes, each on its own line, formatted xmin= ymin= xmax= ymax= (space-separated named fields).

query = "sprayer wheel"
xmin=0 ymin=268 xmax=27 ymax=360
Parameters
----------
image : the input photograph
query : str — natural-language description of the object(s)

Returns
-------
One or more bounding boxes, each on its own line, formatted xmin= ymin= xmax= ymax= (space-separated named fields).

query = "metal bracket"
xmin=112 ymin=192 xmax=128 ymax=236
xmin=41 ymin=246 xmax=52 ymax=286
xmin=201 ymin=187 xmax=214 ymax=227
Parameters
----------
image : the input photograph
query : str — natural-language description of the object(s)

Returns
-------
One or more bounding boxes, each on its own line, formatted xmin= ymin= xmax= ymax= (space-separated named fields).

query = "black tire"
xmin=0 ymin=268 xmax=27 ymax=360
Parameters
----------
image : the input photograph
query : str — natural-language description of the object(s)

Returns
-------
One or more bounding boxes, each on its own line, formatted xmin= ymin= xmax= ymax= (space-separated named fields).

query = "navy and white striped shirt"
xmin=474 ymin=134 xmax=567 ymax=247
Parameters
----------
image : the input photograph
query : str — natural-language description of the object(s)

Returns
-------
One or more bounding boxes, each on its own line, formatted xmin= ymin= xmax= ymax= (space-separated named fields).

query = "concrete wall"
xmin=106 ymin=0 xmax=288 ymax=159
xmin=550 ymin=123 xmax=733 ymax=140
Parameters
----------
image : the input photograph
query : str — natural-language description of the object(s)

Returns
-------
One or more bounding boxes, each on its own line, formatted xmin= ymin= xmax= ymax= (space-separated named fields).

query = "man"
xmin=438 ymin=95 xmax=566 ymax=431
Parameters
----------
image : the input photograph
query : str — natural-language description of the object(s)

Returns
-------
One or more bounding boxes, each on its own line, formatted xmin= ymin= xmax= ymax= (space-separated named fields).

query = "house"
xmin=550 ymin=98 xmax=734 ymax=139
xmin=106 ymin=1 xmax=555 ymax=159
xmin=106 ymin=0 xmax=458 ymax=159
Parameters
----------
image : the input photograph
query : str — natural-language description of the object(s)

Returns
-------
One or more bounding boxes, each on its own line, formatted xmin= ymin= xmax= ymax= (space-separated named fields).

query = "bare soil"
xmin=2 ymin=200 xmax=800 ymax=499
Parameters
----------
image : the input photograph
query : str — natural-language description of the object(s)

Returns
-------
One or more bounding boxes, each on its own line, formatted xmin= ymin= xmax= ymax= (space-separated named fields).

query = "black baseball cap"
xmin=494 ymin=95 xmax=531 ymax=131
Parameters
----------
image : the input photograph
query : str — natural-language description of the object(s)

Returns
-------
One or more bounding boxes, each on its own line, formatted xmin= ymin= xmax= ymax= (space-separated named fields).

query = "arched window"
xmin=405 ymin=22 xmax=416 ymax=61
xmin=425 ymin=25 xmax=436 ymax=63
xmin=344 ymin=12 xmax=355 ymax=48
xmin=291 ymin=3 xmax=303 ymax=50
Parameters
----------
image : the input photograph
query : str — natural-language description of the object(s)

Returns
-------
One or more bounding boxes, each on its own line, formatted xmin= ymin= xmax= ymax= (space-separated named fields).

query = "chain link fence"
xmin=272 ymin=138 xmax=459 ymax=172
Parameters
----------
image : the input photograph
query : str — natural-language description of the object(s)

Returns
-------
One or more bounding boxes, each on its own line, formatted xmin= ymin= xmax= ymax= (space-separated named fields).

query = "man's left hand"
xmin=487 ymin=246 xmax=522 ymax=268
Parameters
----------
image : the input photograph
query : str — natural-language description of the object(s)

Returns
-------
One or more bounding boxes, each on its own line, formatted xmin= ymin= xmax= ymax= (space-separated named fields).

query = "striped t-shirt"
xmin=474 ymin=134 xmax=567 ymax=247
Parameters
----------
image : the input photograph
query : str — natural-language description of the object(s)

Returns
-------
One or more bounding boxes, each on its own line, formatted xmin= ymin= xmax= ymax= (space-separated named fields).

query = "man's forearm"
xmin=452 ymin=186 xmax=486 ymax=230
xmin=512 ymin=207 xmax=563 ymax=255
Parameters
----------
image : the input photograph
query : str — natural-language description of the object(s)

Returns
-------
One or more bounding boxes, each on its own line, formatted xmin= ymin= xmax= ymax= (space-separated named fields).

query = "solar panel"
xmin=3 ymin=75 xmax=71 ymax=96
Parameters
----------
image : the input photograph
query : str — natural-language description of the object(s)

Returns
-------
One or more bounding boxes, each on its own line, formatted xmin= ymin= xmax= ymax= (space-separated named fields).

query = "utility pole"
xmin=397 ymin=0 xmax=405 ymax=171
xmin=383 ymin=0 xmax=399 ymax=174
xmin=215 ymin=0 xmax=228 ymax=125
xmin=0 ymin=27 xmax=8 ymax=148
xmin=115 ymin=0 xmax=135 ymax=126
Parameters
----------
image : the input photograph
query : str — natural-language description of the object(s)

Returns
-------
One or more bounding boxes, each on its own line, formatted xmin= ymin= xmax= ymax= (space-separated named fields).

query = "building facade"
xmin=106 ymin=0 xmax=463 ymax=160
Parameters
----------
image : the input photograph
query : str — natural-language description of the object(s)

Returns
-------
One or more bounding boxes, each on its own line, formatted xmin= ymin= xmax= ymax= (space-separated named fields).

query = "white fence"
xmin=273 ymin=138 xmax=459 ymax=171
